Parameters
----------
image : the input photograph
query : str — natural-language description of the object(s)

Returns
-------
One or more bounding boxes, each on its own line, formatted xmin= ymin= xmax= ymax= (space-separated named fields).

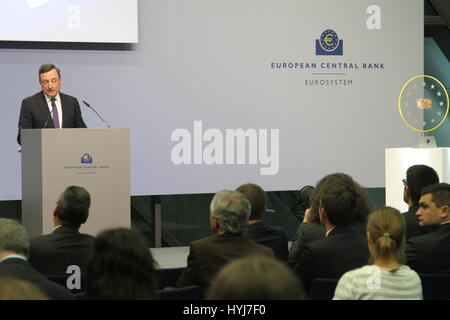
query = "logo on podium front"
xmin=81 ymin=153 xmax=93 ymax=164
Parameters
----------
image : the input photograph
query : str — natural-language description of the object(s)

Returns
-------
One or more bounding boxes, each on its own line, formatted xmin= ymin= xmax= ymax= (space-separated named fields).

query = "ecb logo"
xmin=316 ymin=29 xmax=343 ymax=55
xmin=81 ymin=153 xmax=93 ymax=164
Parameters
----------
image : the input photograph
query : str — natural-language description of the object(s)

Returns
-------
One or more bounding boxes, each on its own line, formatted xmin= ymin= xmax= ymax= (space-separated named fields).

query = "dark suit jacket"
xmin=17 ymin=91 xmax=87 ymax=144
xmin=0 ymin=258 xmax=74 ymax=300
xmin=403 ymin=204 xmax=434 ymax=240
xmin=289 ymin=222 xmax=326 ymax=261
xmin=28 ymin=225 xmax=95 ymax=275
xmin=406 ymin=223 xmax=450 ymax=273
xmin=176 ymin=233 xmax=274 ymax=296
xmin=294 ymin=225 xmax=369 ymax=292
xmin=244 ymin=221 xmax=289 ymax=261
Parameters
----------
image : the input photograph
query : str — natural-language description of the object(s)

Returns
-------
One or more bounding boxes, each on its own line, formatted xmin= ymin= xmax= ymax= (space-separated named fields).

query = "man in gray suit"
xmin=17 ymin=63 xmax=86 ymax=145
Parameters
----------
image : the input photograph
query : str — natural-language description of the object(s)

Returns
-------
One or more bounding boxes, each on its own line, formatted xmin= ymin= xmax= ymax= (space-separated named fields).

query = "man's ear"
xmin=319 ymin=207 xmax=327 ymax=225
xmin=53 ymin=206 xmax=59 ymax=217
xmin=403 ymin=186 xmax=411 ymax=203
xmin=210 ymin=217 xmax=219 ymax=234
xmin=440 ymin=205 xmax=449 ymax=220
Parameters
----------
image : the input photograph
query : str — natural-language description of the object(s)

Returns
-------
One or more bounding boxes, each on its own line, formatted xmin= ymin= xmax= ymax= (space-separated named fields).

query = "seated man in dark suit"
xmin=17 ymin=63 xmax=86 ymax=145
xmin=0 ymin=218 xmax=73 ymax=300
xmin=176 ymin=190 xmax=273 ymax=297
xmin=406 ymin=183 xmax=450 ymax=273
xmin=402 ymin=165 xmax=439 ymax=239
xmin=294 ymin=173 xmax=370 ymax=292
xmin=236 ymin=183 xmax=289 ymax=261
xmin=28 ymin=186 xmax=95 ymax=275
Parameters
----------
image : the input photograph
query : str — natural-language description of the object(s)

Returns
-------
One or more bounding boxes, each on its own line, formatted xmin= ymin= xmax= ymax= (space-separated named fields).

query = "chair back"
xmin=156 ymin=285 xmax=200 ymax=300
xmin=309 ymin=278 xmax=339 ymax=300
xmin=44 ymin=273 xmax=86 ymax=295
xmin=419 ymin=273 xmax=450 ymax=300
xmin=156 ymin=267 xmax=186 ymax=289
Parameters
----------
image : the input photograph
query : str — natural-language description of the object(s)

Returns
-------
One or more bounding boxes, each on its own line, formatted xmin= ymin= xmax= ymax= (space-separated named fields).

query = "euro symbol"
xmin=324 ymin=34 xmax=334 ymax=46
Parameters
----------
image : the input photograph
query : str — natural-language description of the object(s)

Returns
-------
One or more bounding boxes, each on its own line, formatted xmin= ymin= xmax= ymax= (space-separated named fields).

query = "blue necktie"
xmin=51 ymin=98 xmax=60 ymax=128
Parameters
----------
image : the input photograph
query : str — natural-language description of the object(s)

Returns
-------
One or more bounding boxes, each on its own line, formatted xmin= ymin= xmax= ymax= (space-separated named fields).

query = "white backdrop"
xmin=0 ymin=0 xmax=422 ymax=199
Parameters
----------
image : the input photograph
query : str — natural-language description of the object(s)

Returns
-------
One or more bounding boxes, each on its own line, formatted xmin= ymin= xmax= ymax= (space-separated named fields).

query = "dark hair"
xmin=367 ymin=207 xmax=405 ymax=260
xmin=39 ymin=63 xmax=61 ymax=81
xmin=421 ymin=183 xmax=450 ymax=207
xmin=236 ymin=183 xmax=266 ymax=220
xmin=206 ymin=255 xmax=306 ymax=300
xmin=406 ymin=165 xmax=439 ymax=204
xmin=56 ymin=186 xmax=90 ymax=229
xmin=310 ymin=173 xmax=371 ymax=225
xmin=320 ymin=182 xmax=357 ymax=226
xmin=86 ymin=228 xmax=157 ymax=300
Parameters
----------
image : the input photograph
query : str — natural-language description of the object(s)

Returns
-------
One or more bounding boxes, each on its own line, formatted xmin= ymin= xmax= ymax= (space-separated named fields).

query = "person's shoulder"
xmin=191 ymin=234 xmax=217 ymax=247
xmin=407 ymin=229 xmax=437 ymax=245
xmin=22 ymin=91 xmax=44 ymax=103
xmin=59 ymin=92 xmax=80 ymax=104
xmin=29 ymin=233 xmax=55 ymax=247
xmin=79 ymin=233 xmax=95 ymax=240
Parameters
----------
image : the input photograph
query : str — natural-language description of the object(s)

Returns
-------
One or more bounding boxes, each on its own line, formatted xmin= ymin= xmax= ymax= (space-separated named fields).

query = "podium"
xmin=385 ymin=148 xmax=450 ymax=212
xmin=21 ymin=128 xmax=130 ymax=238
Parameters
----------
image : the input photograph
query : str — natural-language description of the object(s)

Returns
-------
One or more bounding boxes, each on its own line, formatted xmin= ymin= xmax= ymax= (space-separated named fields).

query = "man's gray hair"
xmin=0 ymin=219 xmax=29 ymax=257
xmin=210 ymin=190 xmax=251 ymax=234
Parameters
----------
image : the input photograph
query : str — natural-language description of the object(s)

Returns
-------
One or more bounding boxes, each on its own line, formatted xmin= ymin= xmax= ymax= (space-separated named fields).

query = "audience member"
xmin=402 ymin=165 xmax=439 ymax=239
xmin=0 ymin=276 xmax=48 ymax=300
xmin=176 ymin=190 xmax=273 ymax=297
xmin=294 ymin=173 xmax=370 ymax=291
xmin=334 ymin=207 xmax=422 ymax=300
xmin=406 ymin=183 xmax=450 ymax=273
xmin=236 ymin=183 xmax=289 ymax=261
xmin=206 ymin=255 xmax=306 ymax=300
xmin=0 ymin=218 xmax=73 ymax=300
xmin=28 ymin=186 xmax=95 ymax=275
xmin=290 ymin=173 xmax=371 ymax=262
xmin=86 ymin=228 xmax=157 ymax=300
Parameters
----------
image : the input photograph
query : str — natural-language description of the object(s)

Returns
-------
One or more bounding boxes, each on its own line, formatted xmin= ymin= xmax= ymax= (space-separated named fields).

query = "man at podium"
xmin=17 ymin=63 xmax=86 ymax=145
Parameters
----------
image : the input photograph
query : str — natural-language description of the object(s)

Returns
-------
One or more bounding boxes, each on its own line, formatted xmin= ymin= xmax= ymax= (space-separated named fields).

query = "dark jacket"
xmin=17 ymin=91 xmax=86 ymax=144
xmin=28 ymin=225 xmax=95 ymax=275
xmin=295 ymin=225 xmax=369 ymax=292
xmin=244 ymin=221 xmax=289 ymax=261
xmin=0 ymin=257 xmax=74 ymax=300
xmin=406 ymin=223 xmax=450 ymax=273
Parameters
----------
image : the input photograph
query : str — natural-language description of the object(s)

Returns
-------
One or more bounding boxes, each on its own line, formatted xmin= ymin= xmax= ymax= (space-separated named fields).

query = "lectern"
xmin=21 ymin=128 xmax=130 ymax=238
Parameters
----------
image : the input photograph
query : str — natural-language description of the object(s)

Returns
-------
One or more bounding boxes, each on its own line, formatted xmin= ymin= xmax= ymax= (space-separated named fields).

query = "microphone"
xmin=43 ymin=103 xmax=57 ymax=128
xmin=82 ymin=100 xmax=110 ymax=128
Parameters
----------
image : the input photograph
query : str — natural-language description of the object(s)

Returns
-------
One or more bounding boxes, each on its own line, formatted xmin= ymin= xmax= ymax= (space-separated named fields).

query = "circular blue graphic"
xmin=320 ymin=29 xmax=339 ymax=52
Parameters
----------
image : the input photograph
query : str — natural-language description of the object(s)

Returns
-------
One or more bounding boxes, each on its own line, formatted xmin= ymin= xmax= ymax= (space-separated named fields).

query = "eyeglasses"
xmin=402 ymin=179 xmax=408 ymax=186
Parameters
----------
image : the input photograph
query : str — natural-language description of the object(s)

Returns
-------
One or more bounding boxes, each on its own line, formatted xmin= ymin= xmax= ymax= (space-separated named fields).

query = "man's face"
xmin=39 ymin=68 xmax=61 ymax=98
xmin=416 ymin=193 xmax=447 ymax=226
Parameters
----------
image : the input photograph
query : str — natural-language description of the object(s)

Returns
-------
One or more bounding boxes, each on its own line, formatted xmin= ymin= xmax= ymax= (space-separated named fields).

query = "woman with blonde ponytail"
xmin=333 ymin=207 xmax=422 ymax=300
